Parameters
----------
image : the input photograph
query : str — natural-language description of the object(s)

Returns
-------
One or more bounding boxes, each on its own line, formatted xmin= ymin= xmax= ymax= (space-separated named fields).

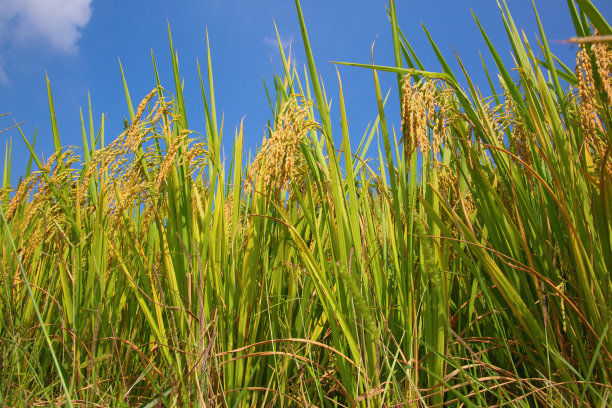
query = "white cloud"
xmin=0 ymin=66 xmax=7 ymax=85
xmin=263 ymin=34 xmax=300 ymax=68
xmin=263 ymin=34 xmax=294 ymax=52
xmin=0 ymin=56 xmax=7 ymax=85
xmin=0 ymin=0 xmax=92 ymax=53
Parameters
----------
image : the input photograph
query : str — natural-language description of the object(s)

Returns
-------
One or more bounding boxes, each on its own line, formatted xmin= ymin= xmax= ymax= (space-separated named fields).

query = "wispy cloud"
xmin=0 ymin=0 xmax=92 ymax=84
xmin=0 ymin=0 xmax=92 ymax=53
xmin=263 ymin=34 xmax=294 ymax=52
xmin=0 ymin=56 xmax=7 ymax=85
xmin=263 ymin=33 xmax=301 ymax=69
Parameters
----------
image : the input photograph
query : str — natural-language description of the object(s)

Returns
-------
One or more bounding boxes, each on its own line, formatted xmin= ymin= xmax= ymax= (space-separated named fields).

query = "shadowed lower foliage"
xmin=1 ymin=0 xmax=610 ymax=406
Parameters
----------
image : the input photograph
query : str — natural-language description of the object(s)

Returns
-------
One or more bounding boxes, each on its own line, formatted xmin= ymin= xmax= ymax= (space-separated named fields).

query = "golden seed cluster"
xmin=401 ymin=76 xmax=436 ymax=161
xmin=245 ymin=97 xmax=317 ymax=200
xmin=575 ymin=40 xmax=612 ymax=177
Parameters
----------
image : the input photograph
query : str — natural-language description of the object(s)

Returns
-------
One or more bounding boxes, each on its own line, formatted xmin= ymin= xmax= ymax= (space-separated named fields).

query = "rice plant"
xmin=0 ymin=0 xmax=610 ymax=406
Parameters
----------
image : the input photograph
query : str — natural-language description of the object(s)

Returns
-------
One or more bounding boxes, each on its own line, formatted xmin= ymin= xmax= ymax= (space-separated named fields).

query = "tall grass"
xmin=1 ymin=0 xmax=610 ymax=406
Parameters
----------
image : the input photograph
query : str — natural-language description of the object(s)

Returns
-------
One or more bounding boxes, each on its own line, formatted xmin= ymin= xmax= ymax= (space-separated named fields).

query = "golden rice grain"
xmin=244 ymin=97 xmax=317 ymax=200
xmin=401 ymin=76 xmax=435 ymax=160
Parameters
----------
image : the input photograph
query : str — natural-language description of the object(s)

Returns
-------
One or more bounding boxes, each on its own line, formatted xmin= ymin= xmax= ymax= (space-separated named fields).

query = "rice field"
xmin=0 ymin=0 xmax=610 ymax=406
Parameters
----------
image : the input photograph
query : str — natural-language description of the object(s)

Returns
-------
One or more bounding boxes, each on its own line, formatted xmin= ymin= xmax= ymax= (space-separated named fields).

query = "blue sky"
xmin=1 ymin=0 xmax=610 ymax=185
